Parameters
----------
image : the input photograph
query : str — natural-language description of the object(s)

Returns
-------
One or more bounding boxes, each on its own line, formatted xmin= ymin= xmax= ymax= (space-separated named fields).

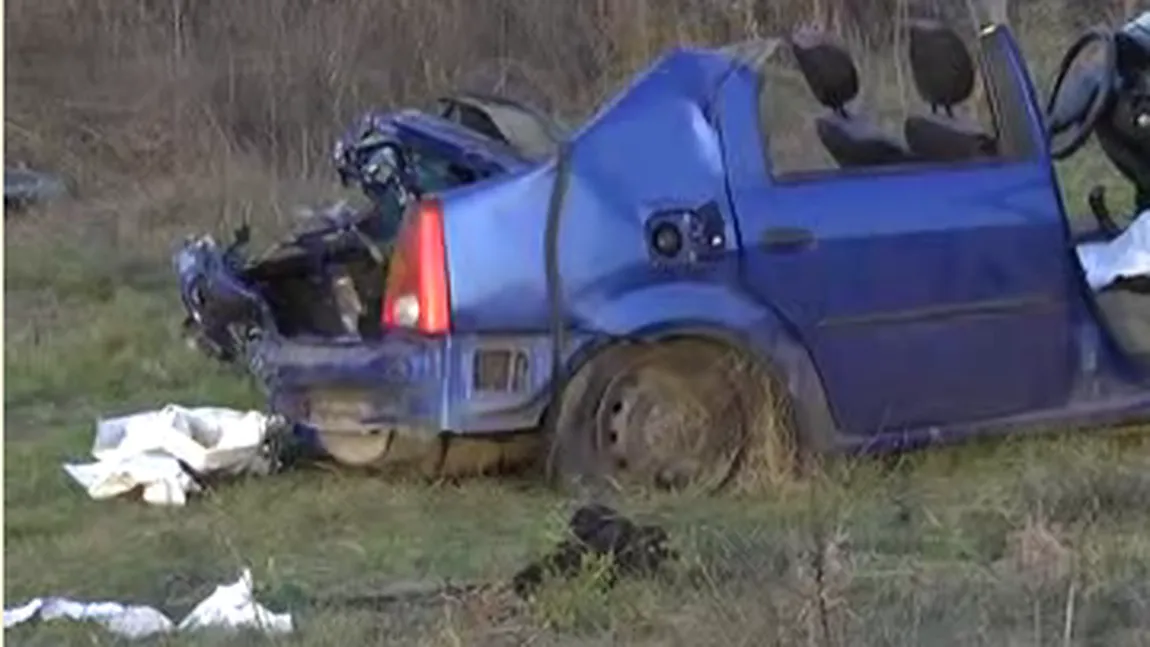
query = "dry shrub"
xmin=7 ymin=0 xmax=1131 ymax=198
xmin=783 ymin=524 xmax=856 ymax=646
xmin=996 ymin=514 xmax=1074 ymax=592
xmin=725 ymin=350 xmax=806 ymax=494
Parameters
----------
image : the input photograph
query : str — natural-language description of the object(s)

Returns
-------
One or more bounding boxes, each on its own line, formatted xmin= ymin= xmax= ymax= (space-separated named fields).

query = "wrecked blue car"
xmin=176 ymin=93 xmax=562 ymax=362
xmin=175 ymin=16 xmax=1150 ymax=493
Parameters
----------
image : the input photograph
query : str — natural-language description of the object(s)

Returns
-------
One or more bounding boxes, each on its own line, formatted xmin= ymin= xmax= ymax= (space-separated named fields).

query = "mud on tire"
xmin=544 ymin=338 xmax=799 ymax=498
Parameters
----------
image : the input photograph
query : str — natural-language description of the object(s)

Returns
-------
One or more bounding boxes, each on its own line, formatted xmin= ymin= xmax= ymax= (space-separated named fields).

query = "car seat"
xmin=790 ymin=29 xmax=912 ymax=169
xmin=435 ymin=93 xmax=565 ymax=162
xmin=904 ymin=20 xmax=998 ymax=162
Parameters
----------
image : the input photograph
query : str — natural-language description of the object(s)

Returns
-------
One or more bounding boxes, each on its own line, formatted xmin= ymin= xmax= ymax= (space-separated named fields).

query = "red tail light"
xmin=381 ymin=197 xmax=451 ymax=334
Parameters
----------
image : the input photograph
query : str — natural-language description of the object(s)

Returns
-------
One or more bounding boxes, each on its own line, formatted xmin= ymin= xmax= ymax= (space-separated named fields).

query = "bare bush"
xmin=6 ymin=0 xmax=1131 ymax=195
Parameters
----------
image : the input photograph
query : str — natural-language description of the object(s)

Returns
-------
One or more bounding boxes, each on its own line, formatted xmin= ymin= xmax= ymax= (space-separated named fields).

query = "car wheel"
xmin=545 ymin=338 xmax=797 ymax=498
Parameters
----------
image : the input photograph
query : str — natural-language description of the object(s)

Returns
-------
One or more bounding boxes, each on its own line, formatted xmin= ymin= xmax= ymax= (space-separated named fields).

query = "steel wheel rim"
xmin=593 ymin=365 xmax=740 ymax=493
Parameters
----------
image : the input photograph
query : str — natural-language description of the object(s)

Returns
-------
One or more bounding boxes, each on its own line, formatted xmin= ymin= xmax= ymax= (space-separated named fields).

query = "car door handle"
xmin=760 ymin=227 xmax=815 ymax=253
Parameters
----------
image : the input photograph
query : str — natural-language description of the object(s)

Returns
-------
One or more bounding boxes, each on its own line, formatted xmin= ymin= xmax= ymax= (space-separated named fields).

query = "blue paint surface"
xmin=190 ymin=27 xmax=1150 ymax=457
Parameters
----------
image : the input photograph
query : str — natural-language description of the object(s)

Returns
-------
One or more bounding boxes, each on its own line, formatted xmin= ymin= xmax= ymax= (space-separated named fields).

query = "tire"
xmin=544 ymin=338 xmax=798 ymax=498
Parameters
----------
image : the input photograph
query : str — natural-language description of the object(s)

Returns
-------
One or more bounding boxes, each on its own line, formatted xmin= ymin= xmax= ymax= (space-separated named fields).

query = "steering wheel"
xmin=1046 ymin=27 xmax=1119 ymax=160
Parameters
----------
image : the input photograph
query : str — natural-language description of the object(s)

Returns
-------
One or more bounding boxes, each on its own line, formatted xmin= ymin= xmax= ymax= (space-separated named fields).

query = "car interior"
xmin=777 ymin=17 xmax=1150 ymax=372
xmin=779 ymin=20 xmax=1003 ymax=175
xmin=789 ymin=28 xmax=914 ymax=169
xmin=1055 ymin=15 xmax=1150 ymax=371
xmin=435 ymin=93 xmax=567 ymax=162
xmin=903 ymin=20 xmax=1000 ymax=162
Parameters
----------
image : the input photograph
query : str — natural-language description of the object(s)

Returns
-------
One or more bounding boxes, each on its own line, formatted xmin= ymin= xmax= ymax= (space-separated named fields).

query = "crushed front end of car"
xmin=174 ymin=196 xmax=394 ymax=364
xmin=171 ymin=96 xmax=552 ymax=473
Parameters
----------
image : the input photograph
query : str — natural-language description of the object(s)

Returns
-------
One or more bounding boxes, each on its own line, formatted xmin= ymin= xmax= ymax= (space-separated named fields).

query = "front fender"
xmin=576 ymin=280 xmax=842 ymax=451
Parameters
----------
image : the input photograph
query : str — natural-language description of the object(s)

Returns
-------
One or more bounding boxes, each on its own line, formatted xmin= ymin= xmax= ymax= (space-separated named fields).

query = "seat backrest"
xmin=904 ymin=20 xmax=998 ymax=163
xmin=790 ymin=28 xmax=912 ymax=169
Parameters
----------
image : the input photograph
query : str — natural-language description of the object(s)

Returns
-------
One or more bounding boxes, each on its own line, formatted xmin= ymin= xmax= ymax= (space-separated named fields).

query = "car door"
xmin=716 ymin=27 xmax=1078 ymax=437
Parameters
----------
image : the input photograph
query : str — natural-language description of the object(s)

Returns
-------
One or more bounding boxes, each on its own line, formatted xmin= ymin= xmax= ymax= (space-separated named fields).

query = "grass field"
xmin=8 ymin=1 xmax=1150 ymax=645
xmin=8 ymin=232 xmax=1150 ymax=646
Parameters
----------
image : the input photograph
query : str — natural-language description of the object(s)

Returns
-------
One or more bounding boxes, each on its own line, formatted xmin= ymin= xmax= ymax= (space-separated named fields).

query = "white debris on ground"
xmin=1076 ymin=210 xmax=1150 ymax=291
xmin=62 ymin=405 xmax=283 ymax=506
xmin=4 ymin=569 xmax=293 ymax=639
xmin=3 ymin=599 xmax=174 ymax=640
xmin=178 ymin=569 xmax=293 ymax=634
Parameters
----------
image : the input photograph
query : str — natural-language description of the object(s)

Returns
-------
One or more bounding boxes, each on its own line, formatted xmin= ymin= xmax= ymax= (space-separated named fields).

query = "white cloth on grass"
xmin=177 ymin=568 xmax=293 ymax=634
xmin=1075 ymin=210 xmax=1150 ymax=291
xmin=3 ymin=599 xmax=174 ymax=640
xmin=62 ymin=405 xmax=279 ymax=506
xmin=4 ymin=569 xmax=292 ymax=639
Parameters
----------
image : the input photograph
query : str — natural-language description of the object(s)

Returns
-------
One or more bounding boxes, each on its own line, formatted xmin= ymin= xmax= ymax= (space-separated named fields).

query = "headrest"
xmin=908 ymin=20 xmax=975 ymax=108
xmin=791 ymin=28 xmax=859 ymax=110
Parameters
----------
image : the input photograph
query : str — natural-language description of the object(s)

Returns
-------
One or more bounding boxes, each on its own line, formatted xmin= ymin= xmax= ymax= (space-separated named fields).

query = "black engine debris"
xmin=510 ymin=504 xmax=677 ymax=599
xmin=306 ymin=504 xmax=677 ymax=612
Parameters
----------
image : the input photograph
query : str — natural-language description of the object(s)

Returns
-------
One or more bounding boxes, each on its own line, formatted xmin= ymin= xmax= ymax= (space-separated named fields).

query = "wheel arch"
xmin=546 ymin=316 xmax=843 ymax=453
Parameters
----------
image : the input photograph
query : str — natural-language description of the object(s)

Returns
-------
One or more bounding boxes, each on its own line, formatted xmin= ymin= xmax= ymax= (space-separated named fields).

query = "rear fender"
xmin=574 ymin=281 xmax=842 ymax=451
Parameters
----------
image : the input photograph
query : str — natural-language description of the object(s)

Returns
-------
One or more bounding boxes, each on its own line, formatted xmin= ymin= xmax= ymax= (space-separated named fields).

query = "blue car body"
xmin=177 ymin=24 xmax=1150 ymax=459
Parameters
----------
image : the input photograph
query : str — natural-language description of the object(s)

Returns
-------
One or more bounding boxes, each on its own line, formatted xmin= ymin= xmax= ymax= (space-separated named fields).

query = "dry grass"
xmin=7 ymin=0 xmax=1150 ymax=645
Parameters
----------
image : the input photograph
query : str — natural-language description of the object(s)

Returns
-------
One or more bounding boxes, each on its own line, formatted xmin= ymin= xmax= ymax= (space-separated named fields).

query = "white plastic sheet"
xmin=3 ymin=599 xmax=174 ymax=640
xmin=178 ymin=569 xmax=293 ymax=634
xmin=62 ymin=405 xmax=280 ymax=506
xmin=4 ymin=569 xmax=292 ymax=639
xmin=1075 ymin=210 xmax=1150 ymax=291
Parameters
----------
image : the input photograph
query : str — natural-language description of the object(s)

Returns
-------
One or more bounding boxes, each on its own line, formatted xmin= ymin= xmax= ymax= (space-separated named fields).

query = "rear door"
xmin=717 ymin=27 xmax=1078 ymax=437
